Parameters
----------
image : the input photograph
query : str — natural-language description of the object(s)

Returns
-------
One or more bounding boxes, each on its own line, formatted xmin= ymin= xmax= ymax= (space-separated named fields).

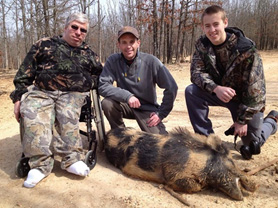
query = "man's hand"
xmin=213 ymin=86 xmax=236 ymax=103
xmin=14 ymin=101 xmax=21 ymax=123
xmin=128 ymin=96 xmax=141 ymax=108
xmin=233 ymin=122 xmax=248 ymax=137
xmin=147 ymin=112 xmax=161 ymax=127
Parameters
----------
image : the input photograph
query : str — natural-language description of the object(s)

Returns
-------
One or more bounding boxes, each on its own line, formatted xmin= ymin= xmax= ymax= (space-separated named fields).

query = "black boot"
xmin=265 ymin=110 xmax=278 ymax=123
xmin=240 ymin=145 xmax=252 ymax=160
xmin=250 ymin=140 xmax=261 ymax=155
xmin=240 ymin=140 xmax=261 ymax=160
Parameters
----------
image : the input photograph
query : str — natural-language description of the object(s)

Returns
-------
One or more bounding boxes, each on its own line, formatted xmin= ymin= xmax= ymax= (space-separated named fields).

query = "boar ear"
xmin=206 ymin=134 xmax=228 ymax=154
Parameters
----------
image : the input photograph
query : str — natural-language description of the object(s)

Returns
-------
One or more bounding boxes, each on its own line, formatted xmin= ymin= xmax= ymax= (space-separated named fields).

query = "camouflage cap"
xmin=118 ymin=26 xmax=139 ymax=40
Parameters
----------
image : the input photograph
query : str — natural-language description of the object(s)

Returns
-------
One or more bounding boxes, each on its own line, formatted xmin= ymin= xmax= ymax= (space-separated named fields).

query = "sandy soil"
xmin=0 ymin=51 xmax=278 ymax=208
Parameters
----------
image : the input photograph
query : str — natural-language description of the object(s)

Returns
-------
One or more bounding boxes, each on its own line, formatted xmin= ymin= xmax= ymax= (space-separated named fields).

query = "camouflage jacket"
xmin=190 ymin=27 xmax=265 ymax=124
xmin=10 ymin=36 xmax=103 ymax=103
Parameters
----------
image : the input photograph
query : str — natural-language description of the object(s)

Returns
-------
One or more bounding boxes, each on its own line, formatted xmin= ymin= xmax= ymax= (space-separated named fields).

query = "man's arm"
xmin=190 ymin=49 xmax=219 ymax=94
xmin=213 ymin=85 xmax=236 ymax=103
xmin=10 ymin=42 xmax=39 ymax=123
xmin=155 ymin=63 xmax=178 ymax=121
xmin=128 ymin=96 xmax=141 ymax=108
xmin=98 ymin=56 xmax=134 ymax=103
xmin=90 ymin=52 xmax=103 ymax=77
xmin=14 ymin=101 xmax=21 ymax=123
xmin=10 ymin=43 xmax=38 ymax=103
xmin=147 ymin=112 xmax=161 ymax=127
xmin=236 ymin=52 xmax=266 ymax=125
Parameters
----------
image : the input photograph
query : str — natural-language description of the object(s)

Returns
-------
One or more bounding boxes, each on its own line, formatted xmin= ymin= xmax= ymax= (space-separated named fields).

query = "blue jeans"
xmin=185 ymin=84 xmax=277 ymax=146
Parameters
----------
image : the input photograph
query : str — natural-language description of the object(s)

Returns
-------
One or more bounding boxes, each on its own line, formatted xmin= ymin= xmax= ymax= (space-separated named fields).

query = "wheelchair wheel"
xmin=91 ymin=89 xmax=105 ymax=151
xmin=85 ymin=150 xmax=97 ymax=170
xmin=16 ymin=157 xmax=30 ymax=178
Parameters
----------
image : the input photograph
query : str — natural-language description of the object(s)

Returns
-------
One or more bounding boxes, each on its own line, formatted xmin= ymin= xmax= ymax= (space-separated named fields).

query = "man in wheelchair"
xmin=10 ymin=13 xmax=103 ymax=188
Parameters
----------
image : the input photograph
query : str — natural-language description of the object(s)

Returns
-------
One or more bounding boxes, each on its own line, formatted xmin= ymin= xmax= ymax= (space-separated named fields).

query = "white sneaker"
xmin=23 ymin=169 xmax=46 ymax=188
xmin=66 ymin=161 xmax=90 ymax=176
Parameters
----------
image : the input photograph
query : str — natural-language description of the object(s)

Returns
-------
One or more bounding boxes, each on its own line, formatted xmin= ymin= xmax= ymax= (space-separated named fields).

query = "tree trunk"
xmin=53 ymin=0 xmax=57 ymax=35
xmin=180 ymin=0 xmax=190 ymax=62
xmin=29 ymin=1 xmax=34 ymax=44
xmin=1 ymin=0 xmax=9 ymax=69
xmin=158 ymin=0 xmax=165 ymax=60
xmin=34 ymin=0 xmax=41 ymax=40
xmin=20 ymin=0 xmax=28 ymax=53
xmin=152 ymin=0 xmax=158 ymax=57
xmin=15 ymin=0 xmax=21 ymax=69
xmin=167 ymin=0 xmax=175 ymax=64
xmin=190 ymin=0 xmax=198 ymax=56
xmin=175 ymin=0 xmax=185 ymax=64
xmin=164 ymin=0 xmax=169 ymax=63
xmin=42 ymin=0 xmax=50 ymax=37
xmin=97 ymin=0 xmax=102 ymax=60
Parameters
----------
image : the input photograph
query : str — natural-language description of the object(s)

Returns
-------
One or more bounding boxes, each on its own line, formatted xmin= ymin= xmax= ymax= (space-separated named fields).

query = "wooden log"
xmin=246 ymin=158 xmax=278 ymax=176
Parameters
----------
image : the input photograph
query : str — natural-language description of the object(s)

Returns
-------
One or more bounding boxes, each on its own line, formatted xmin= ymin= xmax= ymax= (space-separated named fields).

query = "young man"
xmin=98 ymin=26 xmax=178 ymax=134
xmin=10 ymin=13 xmax=103 ymax=187
xmin=185 ymin=5 xmax=277 ymax=159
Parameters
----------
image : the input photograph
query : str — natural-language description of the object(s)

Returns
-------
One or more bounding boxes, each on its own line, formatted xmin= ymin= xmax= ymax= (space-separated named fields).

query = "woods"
xmin=0 ymin=0 xmax=278 ymax=70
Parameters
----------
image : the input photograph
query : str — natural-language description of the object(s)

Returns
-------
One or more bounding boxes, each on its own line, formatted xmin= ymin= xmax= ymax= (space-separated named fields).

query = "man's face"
xmin=118 ymin=33 xmax=140 ymax=60
xmin=202 ymin=12 xmax=228 ymax=45
xmin=63 ymin=20 xmax=88 ymax=47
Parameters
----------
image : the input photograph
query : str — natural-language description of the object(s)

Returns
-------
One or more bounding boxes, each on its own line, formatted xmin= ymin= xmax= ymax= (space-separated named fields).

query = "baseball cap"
xmin=118 ymin=26 xmax=139 ymax=40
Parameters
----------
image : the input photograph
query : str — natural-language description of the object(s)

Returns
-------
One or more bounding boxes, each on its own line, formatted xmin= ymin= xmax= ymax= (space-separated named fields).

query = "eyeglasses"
xmin=71 ymin=25 xmax=87 ymax=33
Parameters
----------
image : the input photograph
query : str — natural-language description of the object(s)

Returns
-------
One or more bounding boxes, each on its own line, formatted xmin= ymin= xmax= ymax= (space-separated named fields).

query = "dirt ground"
xmin=0 ymin=50 xmax=278 ymax=208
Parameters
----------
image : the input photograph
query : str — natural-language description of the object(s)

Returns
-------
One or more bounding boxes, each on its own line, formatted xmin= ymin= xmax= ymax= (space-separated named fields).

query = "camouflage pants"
xmin=20 ymin=85 xmax=88 ymax=175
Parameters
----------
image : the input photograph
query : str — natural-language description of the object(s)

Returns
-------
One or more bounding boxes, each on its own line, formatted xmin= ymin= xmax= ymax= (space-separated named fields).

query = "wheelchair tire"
xmin=16 ymin=157 xmax=30 ymax=178
xmin=85 ymin=150 xmax=97 ymax=170
xmin=91 ymin=89 xmax=105 ymax=151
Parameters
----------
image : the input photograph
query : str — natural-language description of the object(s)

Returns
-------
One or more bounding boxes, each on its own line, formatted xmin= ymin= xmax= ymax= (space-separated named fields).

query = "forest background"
xmin=1 ymin=0 xmax=278 ymax=71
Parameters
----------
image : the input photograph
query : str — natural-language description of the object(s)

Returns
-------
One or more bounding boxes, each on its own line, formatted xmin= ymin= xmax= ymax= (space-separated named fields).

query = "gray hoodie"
xmin=98 ymin=52 xmax=178 ymax=120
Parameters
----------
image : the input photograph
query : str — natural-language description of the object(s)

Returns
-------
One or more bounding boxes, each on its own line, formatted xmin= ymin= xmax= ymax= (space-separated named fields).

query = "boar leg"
xmin=169 ymin=178 xmax=203 ymax=193
xmin=239 ymin=175 xmax=258 ymax=192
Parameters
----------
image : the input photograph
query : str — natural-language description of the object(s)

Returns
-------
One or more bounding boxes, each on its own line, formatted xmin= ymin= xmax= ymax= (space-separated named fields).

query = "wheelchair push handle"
xmin=91 ymin=75 xmax=99 ymax=89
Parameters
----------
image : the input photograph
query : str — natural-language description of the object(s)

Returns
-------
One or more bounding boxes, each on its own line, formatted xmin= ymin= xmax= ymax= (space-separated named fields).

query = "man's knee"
xmin=101 ymin=98 xmax=115 ymax=112
xmin=185 ymin=84 xmax=194 ymax=97
xmin=140 ymin=122 xmax=167 ymax=135
xmin=185 ymin=84 xmax=203 ymax=98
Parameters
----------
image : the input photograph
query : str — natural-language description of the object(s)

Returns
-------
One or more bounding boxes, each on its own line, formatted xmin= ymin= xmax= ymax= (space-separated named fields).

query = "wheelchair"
xmin=15 ymin=88 xmax=106 ymax=178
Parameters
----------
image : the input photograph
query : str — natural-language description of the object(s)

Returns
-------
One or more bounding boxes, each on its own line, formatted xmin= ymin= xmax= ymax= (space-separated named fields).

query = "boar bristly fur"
xmin=104 ymin=127 xmax=258 ymax=200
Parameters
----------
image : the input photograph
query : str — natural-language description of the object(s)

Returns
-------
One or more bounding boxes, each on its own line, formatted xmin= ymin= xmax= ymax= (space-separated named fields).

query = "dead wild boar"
xmin=104 ymin=127 xmax=258 ymax=200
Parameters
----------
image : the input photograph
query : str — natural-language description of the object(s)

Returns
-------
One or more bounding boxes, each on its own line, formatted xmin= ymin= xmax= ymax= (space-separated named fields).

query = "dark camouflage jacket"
xmin=190 ymin=27 xmax=265 ymax=124
xmin=10 ymin=36 xmax=103 ymax=103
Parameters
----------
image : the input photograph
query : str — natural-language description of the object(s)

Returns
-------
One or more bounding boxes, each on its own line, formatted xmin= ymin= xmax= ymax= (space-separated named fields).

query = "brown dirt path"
xmin=0 ymin=51 xmax=278 ymax=208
